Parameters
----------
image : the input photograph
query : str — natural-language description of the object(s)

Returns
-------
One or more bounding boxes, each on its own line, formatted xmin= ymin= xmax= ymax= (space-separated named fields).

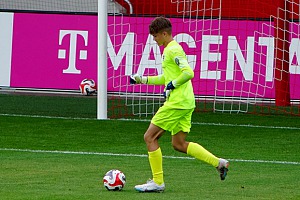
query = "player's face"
xmin=152 ymin=32 xmax=166 ymax=47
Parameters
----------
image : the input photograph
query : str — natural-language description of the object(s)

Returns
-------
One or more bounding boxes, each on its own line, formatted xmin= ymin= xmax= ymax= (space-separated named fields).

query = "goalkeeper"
xmin=130 ymin=16 xmax=229 ymax=193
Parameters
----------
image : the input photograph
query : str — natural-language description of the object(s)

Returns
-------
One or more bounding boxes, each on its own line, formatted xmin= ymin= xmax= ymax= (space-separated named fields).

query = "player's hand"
xmin=130 ymin=74 xmax=148 ymax=84
xmin=163 ymin=81 xmax=175 ymax=100
xmin=130 ymin=74 xmax=142 ymax=84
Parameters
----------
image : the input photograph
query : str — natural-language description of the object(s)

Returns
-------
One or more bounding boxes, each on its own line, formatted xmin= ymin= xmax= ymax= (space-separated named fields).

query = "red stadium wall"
xmin=116 ymin=0 xmax=299 ymax=20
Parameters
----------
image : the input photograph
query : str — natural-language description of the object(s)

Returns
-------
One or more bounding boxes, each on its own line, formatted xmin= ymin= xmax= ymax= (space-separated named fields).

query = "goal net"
xmin=212 ymin=0 xmax=300 ymax=115
xmin=105 ymin=0 xmax=222 ymax=118
xmin=104 ymin=0 xmax=300 ymax=118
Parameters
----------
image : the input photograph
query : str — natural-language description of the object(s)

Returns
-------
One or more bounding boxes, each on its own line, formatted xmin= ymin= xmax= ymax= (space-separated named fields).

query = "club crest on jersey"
xmin=175 ymin=57 xmax=180 ymax=66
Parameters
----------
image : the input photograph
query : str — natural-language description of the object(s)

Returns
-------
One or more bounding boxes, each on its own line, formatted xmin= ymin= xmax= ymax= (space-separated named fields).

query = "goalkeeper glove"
xmin=129 ymin=74 xmax=148 ymax=84
xmin=163 ymin=81 xmax=175 ymax=100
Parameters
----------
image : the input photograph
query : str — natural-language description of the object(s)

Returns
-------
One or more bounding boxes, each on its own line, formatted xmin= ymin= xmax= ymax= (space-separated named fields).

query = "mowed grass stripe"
xmin=1 ymin=148 xmax=299 ymax=165
xmin=1 ymin=113 xmax=300 ymax=130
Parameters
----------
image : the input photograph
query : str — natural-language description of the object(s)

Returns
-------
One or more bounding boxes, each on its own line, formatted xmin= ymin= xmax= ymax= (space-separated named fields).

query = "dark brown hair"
xmin=149 ymin=17 xmax=172 ymax=35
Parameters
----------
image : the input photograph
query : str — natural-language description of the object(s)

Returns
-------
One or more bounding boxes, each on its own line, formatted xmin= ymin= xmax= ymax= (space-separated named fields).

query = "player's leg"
xmin=135 ymin=105 xmax=182 ymax=192
xmin=144 ymin=105 xmax=182 ymax=187
xmin=172 ymin=131 xmax=219 ymax=167
xmin=144 ymin=123 xmax=165 ymax=152
xmin=187 ymin=140 xmax=229 ymax=180
xmin=135 ymin=123 xmax=165 ymax=192
xmin=144 ymin=123 xmax=165 ymax=185
xmin=171 ymin=109 xmax=229 ymax=180
xmin=171 ymin=131 xmax=189 ymax=153
xmin=172 ymin=132 xmax=229 ymax=180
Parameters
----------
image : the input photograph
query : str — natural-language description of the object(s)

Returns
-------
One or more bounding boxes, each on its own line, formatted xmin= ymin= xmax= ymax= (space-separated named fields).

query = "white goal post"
xmin=97 ymin=0 xmax=108 ymax=119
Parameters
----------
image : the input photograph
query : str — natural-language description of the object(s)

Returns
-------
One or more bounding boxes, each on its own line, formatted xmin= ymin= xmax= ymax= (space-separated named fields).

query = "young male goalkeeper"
xmin=130 ymin=16 xmax=229 ymax=192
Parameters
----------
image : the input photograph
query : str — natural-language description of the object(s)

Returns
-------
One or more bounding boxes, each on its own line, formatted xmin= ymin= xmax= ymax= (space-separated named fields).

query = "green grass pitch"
xmin=0 ymin=93 xmax=300 ymax=200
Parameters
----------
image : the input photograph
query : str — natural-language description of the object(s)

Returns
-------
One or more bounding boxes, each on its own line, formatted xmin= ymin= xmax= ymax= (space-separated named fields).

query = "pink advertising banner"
xmin=10 ymin=13 xmax=300 ymax=100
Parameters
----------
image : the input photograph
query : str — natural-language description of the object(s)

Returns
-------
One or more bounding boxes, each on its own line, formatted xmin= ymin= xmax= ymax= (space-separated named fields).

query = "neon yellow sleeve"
xmin=172 ymin=57 xmax=194 ymax=88
xmin=147 ymin=74 xmax=165 ymax=85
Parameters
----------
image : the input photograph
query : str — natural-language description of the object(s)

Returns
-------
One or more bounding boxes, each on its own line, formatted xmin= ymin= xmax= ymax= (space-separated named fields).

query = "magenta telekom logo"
xmin=58 ymin=30 xmax=88 ymax=74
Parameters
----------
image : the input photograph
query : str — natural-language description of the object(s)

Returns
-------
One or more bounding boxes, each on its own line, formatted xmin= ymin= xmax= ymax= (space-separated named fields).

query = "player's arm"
xmin=147 ymin=74 xmax=165 ymax=85
xmin=130 ymin=74 xmax=165 ymax=85
xmin=164 ymin=56 xmax=194 ymax=99
xmin=172 ymin=56 xmax=194 ymax=87
xmin=166 ymin=56 xmax=194 ymax=89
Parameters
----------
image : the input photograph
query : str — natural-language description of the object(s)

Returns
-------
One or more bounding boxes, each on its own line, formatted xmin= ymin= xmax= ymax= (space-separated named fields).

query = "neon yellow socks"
xmin=148 ymin=143 xmax=219 ymax=185
xmin=148 ymin=147 xmax=164 ymax=185
xmin=187 ymin=142 xmax=219 ymax=167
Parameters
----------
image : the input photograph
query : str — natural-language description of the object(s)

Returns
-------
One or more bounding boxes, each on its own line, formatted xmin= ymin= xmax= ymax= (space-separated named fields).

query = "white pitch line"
xmin=1 ymin=113 xmax=300 ymax=130
xmin=1 ymin=148 xmax=299 ymax=165
xmin=192 ymin=122 xmax=300 ymax=130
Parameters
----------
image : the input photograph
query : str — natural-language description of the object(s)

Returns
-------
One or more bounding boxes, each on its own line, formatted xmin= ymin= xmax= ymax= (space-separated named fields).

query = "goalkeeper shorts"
xmin=151 ymin=106 xmax=194 ymax=135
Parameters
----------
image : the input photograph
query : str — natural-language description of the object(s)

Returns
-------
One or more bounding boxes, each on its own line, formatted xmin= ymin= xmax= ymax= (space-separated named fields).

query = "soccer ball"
xmin=103 ymin=169 xmax=126 ymax=191
xmin=79 ymin=79 xmax=97 ymax=95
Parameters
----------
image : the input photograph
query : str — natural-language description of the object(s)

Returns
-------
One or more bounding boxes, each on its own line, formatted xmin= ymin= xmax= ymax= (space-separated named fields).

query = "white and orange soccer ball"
xmin=103 ymin=169 xmax=126 ymax=191
xmin=79 ymin=79 xmax=97 ymax=95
